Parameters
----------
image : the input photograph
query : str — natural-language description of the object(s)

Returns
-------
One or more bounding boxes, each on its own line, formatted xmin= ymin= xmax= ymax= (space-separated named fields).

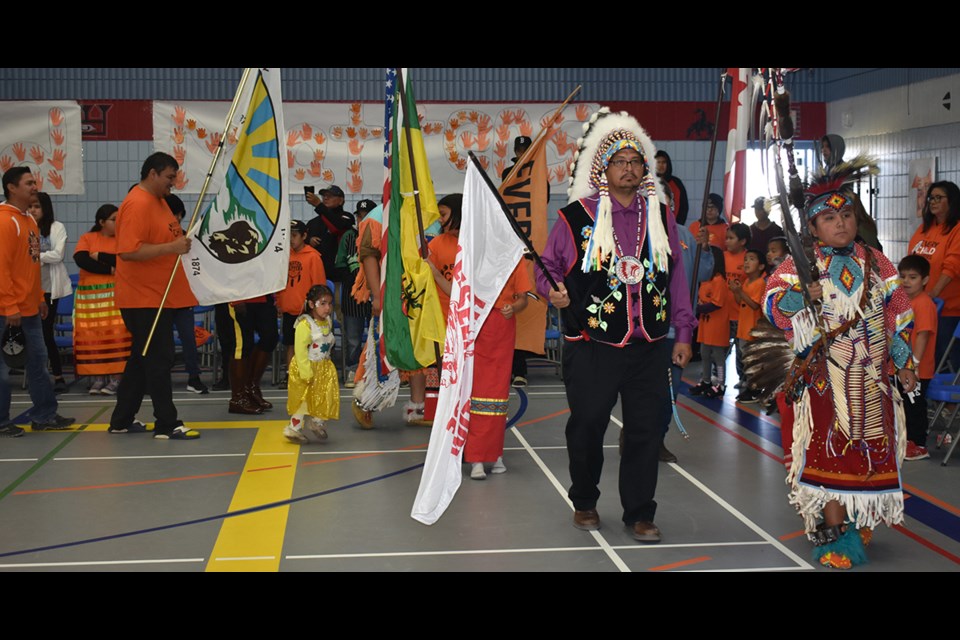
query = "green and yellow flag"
xmin=381 ymin=68 xmax=444 ymax=371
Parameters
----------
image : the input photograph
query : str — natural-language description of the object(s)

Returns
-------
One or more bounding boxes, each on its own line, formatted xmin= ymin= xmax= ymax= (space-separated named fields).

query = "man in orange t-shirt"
xmin=0 ymin=167 xmax=74 ymax=437
xmin=109 ymin=152 xmax=199 ymax=440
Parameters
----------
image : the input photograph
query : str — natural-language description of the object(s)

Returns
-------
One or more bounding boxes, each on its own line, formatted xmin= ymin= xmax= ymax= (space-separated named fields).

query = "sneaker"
xmin=905 ymin=441 xmax=930 ymax=461
xmin=186 ymin=376 xmax=209 ymax=395
xmin=344 ymin=372 xmax=356 ymax=390
xmin=937 ymin=432 xmax=954 ymax=447
xmin=470 ymin=462 xmax=487 ymax=480
xmin=737 ymin=389 xmax=759 ymax=404
xmin=101 ymin=378 xmax=120 ymax=395
xmin=688 ymin=381 xmax=710 ymax=396
xmin=703 ymin=384 xmax=725 ymax=399
xmin=0 ymin=424 xmax=25 ymax=438
xmin=108 ymin=420 xmax=150 ymax=434
xmin=308 ymin=418 xmax=328 ymax=441
xmin=53 ymin=378 xmax=68 ymax=394
xmin=89 ymin=378 xmax=105 ymax=395
xmin=154 ymin=424 xmax=200 ymax=440
xmin=283 ymin=425 xmax=308 ymax=444
xmin=212 ymin=376 xmax=230 ymax=391
xmin=31 ymin=414 xmax=75 ymax=431
xmin=276 ymin=374 xmax=288 ymax=390
xmin=512 ymin=375 xmax=527 ymax=388
xmin=491 ymin=456 xmax=507 ymax=474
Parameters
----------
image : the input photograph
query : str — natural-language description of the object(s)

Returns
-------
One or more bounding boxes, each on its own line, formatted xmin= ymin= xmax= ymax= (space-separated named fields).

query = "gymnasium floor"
xmin=2 ymin=358 xmax=959 ymax=573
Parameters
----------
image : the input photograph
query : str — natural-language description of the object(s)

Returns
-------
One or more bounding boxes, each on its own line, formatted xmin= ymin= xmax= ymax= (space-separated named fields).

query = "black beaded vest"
xmin=558 ymin=198 xmax=670 ymax=346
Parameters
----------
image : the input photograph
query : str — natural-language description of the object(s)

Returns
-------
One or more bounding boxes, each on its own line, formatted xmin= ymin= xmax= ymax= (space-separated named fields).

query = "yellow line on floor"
xmin=205 ymin=423 xmax=299 ymax=573
xmin=82 ymin=420 xmax=289 ymax=432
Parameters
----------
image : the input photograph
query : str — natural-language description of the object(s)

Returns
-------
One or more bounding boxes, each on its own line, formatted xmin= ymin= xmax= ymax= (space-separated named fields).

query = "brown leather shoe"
xmin=630 ymin=520 xmax=661 ymax=543
xmin=573 ymin=509 xmax=600 ymax=531
xmin=659 ymin=442 xmax=678 ymax=463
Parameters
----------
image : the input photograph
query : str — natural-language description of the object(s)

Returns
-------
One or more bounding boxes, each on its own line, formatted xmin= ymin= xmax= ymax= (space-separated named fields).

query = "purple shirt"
xmin=537 ymin=193 xmax=696 ymax=345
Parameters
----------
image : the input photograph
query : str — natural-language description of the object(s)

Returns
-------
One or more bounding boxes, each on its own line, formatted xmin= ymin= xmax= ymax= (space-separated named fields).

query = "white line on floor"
xmin=508 ymin=426 xmax=631 ymax=573
xmin=668 ymin=463 xmax=814 ymax=570
xmin=0 ymin=458 xmax=38 ymax=463
xmin=0 ymin=557 xmax=205 ymax=568
xmin=299 ymin=449 xmax=427 ymax=456
xmin=54 ymin=454 xmax=248 ymax=461
xmin=608 ymin=541 xmax=770 ymax=550
xmin=287 ymin=546 xmax=603 ymax=560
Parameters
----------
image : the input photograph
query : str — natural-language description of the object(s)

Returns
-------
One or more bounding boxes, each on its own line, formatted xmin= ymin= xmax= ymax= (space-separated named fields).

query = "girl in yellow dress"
xmin=284 ymin=285 xmax=339 ymax=444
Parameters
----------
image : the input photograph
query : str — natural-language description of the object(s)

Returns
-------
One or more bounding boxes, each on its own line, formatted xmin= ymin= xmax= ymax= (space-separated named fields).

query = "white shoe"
xmin=283 ymin=425 xmax=308 ymax=444
xmin=470 ymin=462 xmax=487 ymax=480
xmin=308 ymin=417 xmax=328 ymax=441
xmin=490 ymin=456 xmax=506 ymax=474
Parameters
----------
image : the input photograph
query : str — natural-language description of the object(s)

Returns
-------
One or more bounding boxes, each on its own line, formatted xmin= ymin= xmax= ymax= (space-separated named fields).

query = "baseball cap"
xmin=319 ymin=185 xmax=345 ymax=198
xmin=2 ymin=325 xmax=26 ymax=369
xmin=514 ymin=136 xmax=532 ymax=148
xmin=356 ymin=199 xmax=378 ymax=214
xmin=291 ymin=220 xmax=307 ymax=234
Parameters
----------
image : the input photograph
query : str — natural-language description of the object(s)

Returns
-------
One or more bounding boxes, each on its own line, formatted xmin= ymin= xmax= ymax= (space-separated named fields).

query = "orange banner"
xmin=499 ymin=139 xmax=549 ymax=356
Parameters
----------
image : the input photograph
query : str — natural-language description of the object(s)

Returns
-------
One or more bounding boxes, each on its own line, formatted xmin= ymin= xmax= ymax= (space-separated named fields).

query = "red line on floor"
xmin=515 ymin=408 xmax=570 ymax=428
xmin=246 ymin=465 xmax=294 ymax=473
xmin=12 ymin=471 xmax=240 ymax=495
xmin=648 ymin=555 xmax=711 ymax=571
xmin=893 ymin=524 xmax=960 ymax=565
xmin=778 ymin=530 xmax=807 ymax=541
xmin=676 ymin=399 xmax=784 ymax=464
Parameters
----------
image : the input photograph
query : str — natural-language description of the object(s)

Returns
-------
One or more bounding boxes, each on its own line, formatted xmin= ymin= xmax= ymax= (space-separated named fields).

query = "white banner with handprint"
xmin=0 ymin=101 xmax=83 ymax=194
xmin=154 ymin=100 xmax=599 ymax=196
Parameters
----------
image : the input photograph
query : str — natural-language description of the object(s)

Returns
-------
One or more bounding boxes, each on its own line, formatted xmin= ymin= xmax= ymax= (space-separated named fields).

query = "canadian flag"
xmin=723 ymin=68 xmax=751 ymax=223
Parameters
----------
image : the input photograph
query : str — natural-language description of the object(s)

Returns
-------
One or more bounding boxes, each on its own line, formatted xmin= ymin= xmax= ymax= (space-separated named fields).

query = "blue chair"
xmin=934 ymin=297 xmax=945 ymax=316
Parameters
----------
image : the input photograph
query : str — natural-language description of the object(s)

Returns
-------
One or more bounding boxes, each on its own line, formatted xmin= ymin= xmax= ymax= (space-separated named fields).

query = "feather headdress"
xmin=804 ymin=155 xmax=880 ymax=221
xmin=567 ymin=107 xmax=670 ymax=275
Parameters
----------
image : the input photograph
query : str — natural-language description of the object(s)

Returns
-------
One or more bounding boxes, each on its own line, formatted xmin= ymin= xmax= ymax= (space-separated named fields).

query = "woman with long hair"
xmin=73 ymin=205 xmax=131 ymax=395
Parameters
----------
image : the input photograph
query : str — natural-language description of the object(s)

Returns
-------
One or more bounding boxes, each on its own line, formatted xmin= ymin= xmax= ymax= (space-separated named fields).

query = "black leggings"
xmin=42 ymin=293 xmax=63 ymax=378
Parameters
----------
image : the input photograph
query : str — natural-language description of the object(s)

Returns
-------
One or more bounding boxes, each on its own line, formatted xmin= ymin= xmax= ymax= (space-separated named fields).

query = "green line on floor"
xmin=0 ymin=405 xmax=108 ymax=502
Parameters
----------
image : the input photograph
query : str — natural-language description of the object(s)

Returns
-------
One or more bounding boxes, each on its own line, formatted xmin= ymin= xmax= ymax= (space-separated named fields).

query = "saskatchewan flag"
xmin=380 ymin=68 xmax=444 ymax=371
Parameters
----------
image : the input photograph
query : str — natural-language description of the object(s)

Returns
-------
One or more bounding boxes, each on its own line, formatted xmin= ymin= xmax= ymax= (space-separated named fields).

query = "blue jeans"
xmin=344 ymin=314 xmax=367 ymax=369
xmin=172 ymin=307 xmax=200 ymax=377
xmin=1 ymin=314 xmax=58 ymax=427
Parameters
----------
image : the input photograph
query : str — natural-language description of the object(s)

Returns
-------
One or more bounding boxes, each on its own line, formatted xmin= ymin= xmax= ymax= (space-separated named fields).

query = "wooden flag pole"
xmin=141 ymin=67 xmax=254 ymax=356
xmin=500 ymin=85 xmax=582 ymax=188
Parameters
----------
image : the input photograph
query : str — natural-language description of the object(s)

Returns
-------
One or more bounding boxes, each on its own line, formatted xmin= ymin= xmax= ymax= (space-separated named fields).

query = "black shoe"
xmin=689 ymin=381 xmax=710 ymax=396
xmin=0 ymin=424 xmax=25 ymax=438
xmin=187 ymin=376 xmax=209 ymax=395
xmin=212 ymin=376 xmax=230 ymax=391
xmin=703 ymin=385 xmax=724 ymax=399
xmin=53 ymin=378 xmax=68 ymax=394
xmin=659 ymin=442 xmax=678 ymax=463
xmin=31 ymin=414 xmax=75 ymax=431
xmin=737 ymin=389 xmax=759 ymax=404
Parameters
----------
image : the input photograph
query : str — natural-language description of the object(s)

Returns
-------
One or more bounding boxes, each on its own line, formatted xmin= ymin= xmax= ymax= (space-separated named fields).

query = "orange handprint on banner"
xmin=174 ymin=146 xmax=186 ymax=165
xmin=448 ymin=118 xmax=460 ymax=131
xmin=12 ymin=143 xmax=25 ymax=161
xmin=30 ymin=146 xmax=44 ymax=165
xmin=295 ymin=168 xmax=306 ymax=180
xmin=496 ymin=124 xmax=509 ymax=142
xmin=301 ymin=123 xmax=313 ymax=141
xmin=0 ymin=156 xmax=13 ymax=173
xmin=371 ymin=128 xmax=383 ymax=138
xmin=502 ymin=111 xmax=515 ymax=125
xmin=47 ymin=170 xmax=64 ymax=190
xmin=322 ymin=169 xmax=334 ymax=182
xmin=476 ymin=132 xmax=489 ymax=150
xmin=314 ymin=149 xmax=325 ymax=161
xmin=460 ymin=131 xmax=475 ymax=149
xmin=49 ymin=149 xmax=66 ymax=171
xmin=519 ymin=121 xmax=533 ymax=136
xmin=477 ymin=113 xmax=492 ymax=133
xmin=494 ymin=141 xmax=507 ymax=158
xmin=173 ymin=106 xmax=187 ymax=126
xmin=447 ymin=149 xmax=460 ymax=163
xmin=444 ymin=128 xmax=456 ymax=142
xmin=359 ymin=127 xmax=369 ymax=139
xmin=205 ymin=132 xmax=222 ymax=154
xmin=348 ymin=174 xmax=363 ymax=193
xmin=331 ymin=127 xmax=342 ymax=139
xmin=349 ymin=103 xmax=362 ymax=126
xmin=173 ymin=127 xmax=185 ymax=144
xmin=575 ymin=105 xmax=590 ymax=121
xmin=33 ymin=173 xmax=43 ymax=191
xmin=175 ymin=170 xmax=188 ymax=190
xmin=51 ymin=130 xmax=64 ymax=146
xmin=468 ymin=111 xmax=479 ymax=123
xmin=228 ymin=127 xmax=239 ymax=145
xmin=477 ymin=155 xmax=489 ymax=170
xmin=348 ymin=139 xmax=363 ymax=155
xmin=286 ymin=130 xmax=301 ymax=147
xmin=309 ymin=160 xmax=322 ymax=177
xmin=455 ymin=157 xmax=467 ymax=170
xmin=495 ymin=159 xmax=505 ymax=176
xmin=186 ymin=119 xmax=197 ymax=131
xmin=287 ymin=150 xmax=295 ymax=169
xmin=346 ymin=127 xmax=357 ymax=139
xmin=196 ymin=128 xmax=207 ymax=140
xmin=348 ymin=159 xmax=361 ymax=175
xmin=49 ymin=108 xmax=64 ymax=127
xmin=314 ymin=132 xmax=326 ymax=145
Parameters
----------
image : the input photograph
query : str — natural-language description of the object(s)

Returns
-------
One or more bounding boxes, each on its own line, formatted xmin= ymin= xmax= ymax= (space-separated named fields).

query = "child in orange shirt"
xmin=730 ymin=249 xmax=767 ymax=403
xmin=690 ymin=247 xmax=730 ymax=399
xmin=898 ymin=255 xmax=938 ymax=460
xmin=276 ymin=220 xmax=326 ymax=386
xmin=725 ymin=223 xmax=750 ymax=391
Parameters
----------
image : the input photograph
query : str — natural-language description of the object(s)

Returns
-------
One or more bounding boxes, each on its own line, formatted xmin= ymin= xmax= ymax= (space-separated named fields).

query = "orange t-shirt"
xmin=351 ymin=216 xmax=382 ymax=305
xmin=724 ymin=249 xmax=746 ymax=321
xmin=697 ymin=274 xmax=730 ymax=348
xmin=428 ymin=232 xmax=458 ymax=319
xmin=909 ymin=221 xmax=960 ymax=316
xmin=75 ymin=231 xmax=118 ymax=287
xmin=911 ymin=291 xmax=938 ymax=379
xmin=690 ymin=220 xmax=729 ymax=250
xmin=115 ymin=187 xmax=197 ymax=309
xmin=496 ymin=261 xmax=532 ymax=310
xmin=0 ymin=203 xmax=43 ymax=316
xmin=276 ymin=245 xmax=326 ymax=315
xmin=736 ymin=276 xmax=765 ymax=341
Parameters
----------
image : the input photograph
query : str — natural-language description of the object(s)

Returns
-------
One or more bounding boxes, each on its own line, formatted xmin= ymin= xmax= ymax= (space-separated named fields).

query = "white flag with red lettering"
xmin=723 ymin=67 xmax=751 ymax=223
xmin=411 ymin=156 xmax=526 ymax=525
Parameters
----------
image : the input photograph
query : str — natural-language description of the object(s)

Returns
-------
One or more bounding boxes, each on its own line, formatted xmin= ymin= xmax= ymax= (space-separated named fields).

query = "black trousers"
xmin=110 ymin=308 xmax=179 ymax=435
xmin=42 ymin=293 xmax=63 ymax=378
xmin=562 ymin=338 xmax=670 ymax=525
xmin=900 ymin=377 xmax=930 ymax=448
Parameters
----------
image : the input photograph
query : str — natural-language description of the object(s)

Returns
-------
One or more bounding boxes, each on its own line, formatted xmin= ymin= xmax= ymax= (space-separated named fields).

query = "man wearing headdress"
xmin=765 ymin=157 xmax=916 ymax=569
xmin=536 ymin=109 xmax=695 ymax=542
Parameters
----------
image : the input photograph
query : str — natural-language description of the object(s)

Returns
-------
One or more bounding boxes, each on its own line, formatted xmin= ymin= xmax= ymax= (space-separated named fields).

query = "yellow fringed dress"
xmin=286 ymin=315 xmax=339 ymax=421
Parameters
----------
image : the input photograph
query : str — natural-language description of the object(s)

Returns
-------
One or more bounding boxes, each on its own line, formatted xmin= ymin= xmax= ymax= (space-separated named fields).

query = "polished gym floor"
xmin=2 ymin=355 xmax=959 ymax=573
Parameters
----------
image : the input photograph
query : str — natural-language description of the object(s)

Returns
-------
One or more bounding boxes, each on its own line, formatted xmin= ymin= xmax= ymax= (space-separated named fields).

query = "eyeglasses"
xmin=928 ymin=195 xmax=947 ymax=203
xmin=607 ymin=158 xmax=644 ymax=169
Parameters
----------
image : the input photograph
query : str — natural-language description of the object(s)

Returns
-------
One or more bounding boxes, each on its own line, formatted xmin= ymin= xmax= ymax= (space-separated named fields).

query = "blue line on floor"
xmin=506 ymin=389 xmax=528 ymax=428
xmin=0 ymin=462 xmax=425 ymax=560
